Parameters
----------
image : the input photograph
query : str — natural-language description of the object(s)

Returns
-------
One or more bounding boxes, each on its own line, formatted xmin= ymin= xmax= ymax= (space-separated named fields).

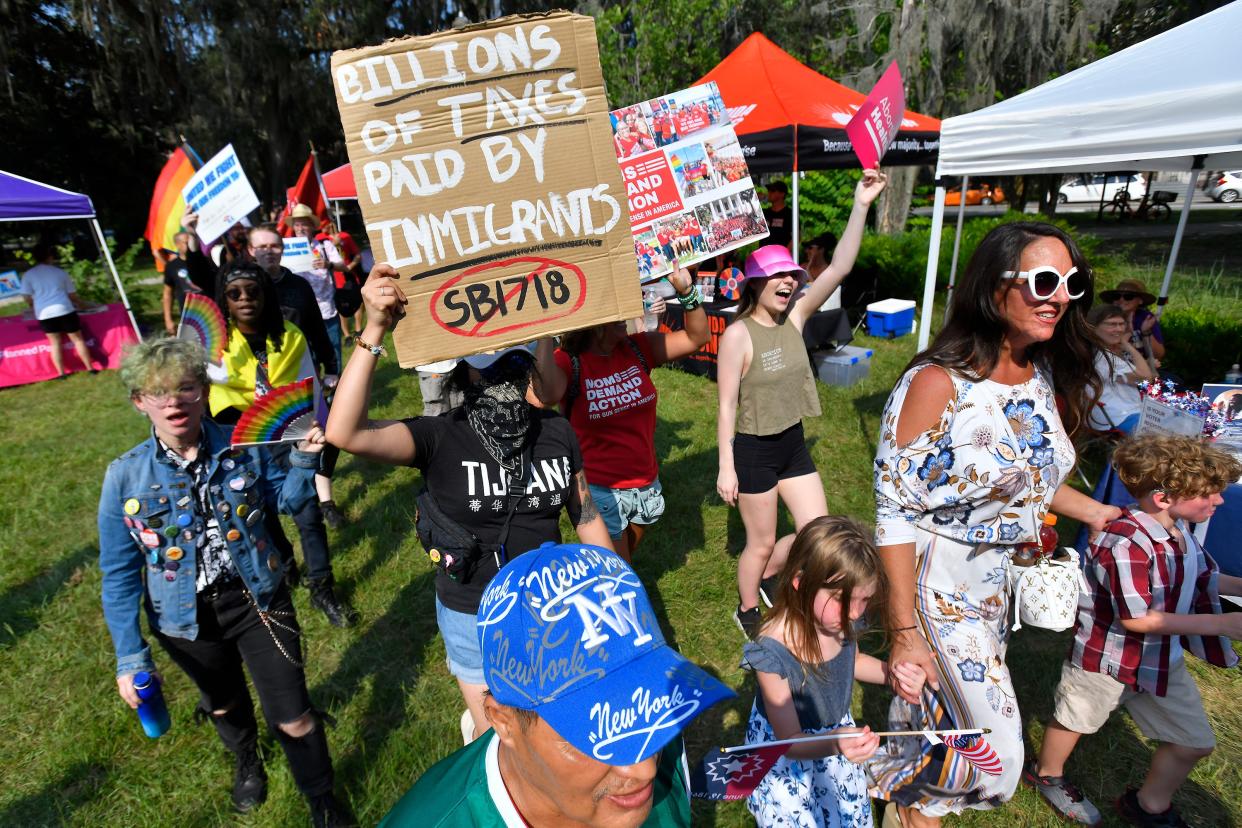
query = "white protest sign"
xmin=280 ymin=237 xmax=315 ymax=273
xmin=181 ymin=144 xmax=261 ymax=244
xmin=1135 ymin=396 xmax=1203 ymax=438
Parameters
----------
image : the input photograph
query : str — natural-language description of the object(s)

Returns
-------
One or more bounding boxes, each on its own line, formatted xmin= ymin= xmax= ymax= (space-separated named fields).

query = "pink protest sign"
xmin=845 ymin=62 xmax=906 ymax=169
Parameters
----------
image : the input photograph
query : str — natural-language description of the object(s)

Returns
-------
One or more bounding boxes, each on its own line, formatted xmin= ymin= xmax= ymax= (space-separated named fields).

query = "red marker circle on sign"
xmin=430 ymin=256 xmax=587 ymax=338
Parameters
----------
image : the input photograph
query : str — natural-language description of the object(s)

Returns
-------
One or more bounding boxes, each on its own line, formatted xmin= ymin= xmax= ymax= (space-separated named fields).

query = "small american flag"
xmin=941 ymin=732 xmax=1003 ymax=776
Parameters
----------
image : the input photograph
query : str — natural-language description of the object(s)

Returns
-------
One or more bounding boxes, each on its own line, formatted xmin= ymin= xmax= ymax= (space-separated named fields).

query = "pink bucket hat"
xmin=743 ymin=244 xmax=808 ymax=282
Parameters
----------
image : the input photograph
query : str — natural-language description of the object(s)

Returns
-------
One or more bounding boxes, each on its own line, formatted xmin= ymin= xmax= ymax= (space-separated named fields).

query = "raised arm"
xmin=645 ymin=264 xmax=710 ymax=365
xmin=324 ymin=264 xmax=417 ymax=465
xmin=792 ymin=169 xmax=887 ymax=325
xmin=530 ymin=337 xmax=568 ymax=407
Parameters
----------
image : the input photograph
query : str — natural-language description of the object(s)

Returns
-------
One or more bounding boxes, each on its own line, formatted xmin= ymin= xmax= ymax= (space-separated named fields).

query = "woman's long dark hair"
xmin=911 ymin=222 xmax=1100 ymax=437
xmin=216 ymin=262 xmax=285 ymax=353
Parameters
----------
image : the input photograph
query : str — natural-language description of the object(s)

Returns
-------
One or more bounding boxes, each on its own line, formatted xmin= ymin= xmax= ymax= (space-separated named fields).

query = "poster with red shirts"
xmin=609 ymin=82 xmax=769 ymax=282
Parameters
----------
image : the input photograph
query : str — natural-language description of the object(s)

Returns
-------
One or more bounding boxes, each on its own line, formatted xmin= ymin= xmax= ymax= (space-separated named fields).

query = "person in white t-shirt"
xmin=1088 ymin=304 xmax=1155 ymax=433
xmin=288 ymin=203 xmax=344 ymax=370
xmin=20 ymin=243 xmax=97 ymax=378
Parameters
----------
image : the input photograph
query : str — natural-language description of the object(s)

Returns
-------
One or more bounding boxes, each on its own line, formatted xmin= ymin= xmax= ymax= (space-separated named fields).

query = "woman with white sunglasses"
xmin=868 ymin=223 xmax=1120 ymax=827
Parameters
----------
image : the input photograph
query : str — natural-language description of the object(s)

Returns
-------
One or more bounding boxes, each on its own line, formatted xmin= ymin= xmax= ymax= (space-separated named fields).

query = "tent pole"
xmin=917 ymin=185 xmax=947 ymax=351
xmin=792 ymin=171 xmax=800 ymax=256
xmin=90 ymin=219 xmax=142 ymax=340
xmin=944 ymin=175 xmax=969 ymax=323
xmin=332 ymin=200 xmax=342 ymax=229
xmin=1154 ymin=170 xmax=1200 ymax=322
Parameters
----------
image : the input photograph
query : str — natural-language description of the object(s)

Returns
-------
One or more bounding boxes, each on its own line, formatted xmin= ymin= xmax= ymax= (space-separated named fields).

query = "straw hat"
xmin=288 ymin=203 xmax=318 ymax=224
xmin=1099 ymin=279 xmax=1156 ymax=306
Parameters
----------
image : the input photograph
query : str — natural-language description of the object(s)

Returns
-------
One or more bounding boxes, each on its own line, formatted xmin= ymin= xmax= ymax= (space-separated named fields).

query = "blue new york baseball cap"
xmin=477 ymin=543 xmax=734 ymax=766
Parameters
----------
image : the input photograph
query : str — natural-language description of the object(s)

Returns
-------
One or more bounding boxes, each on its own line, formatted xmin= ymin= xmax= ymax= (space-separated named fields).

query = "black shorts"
xmin=733 ymin=423 xmax=817 ymax=494
xmin=38 ymin=312 xmax=81 ymax=334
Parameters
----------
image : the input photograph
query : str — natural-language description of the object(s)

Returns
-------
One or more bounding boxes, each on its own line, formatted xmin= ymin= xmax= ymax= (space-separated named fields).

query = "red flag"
xmin=279 ymin=152 xmax=330 ymax=235
xmin=942 ymin=733 xmax=1003 ymax=776
xmin=688 ymin=744 xmax=790 ymax=801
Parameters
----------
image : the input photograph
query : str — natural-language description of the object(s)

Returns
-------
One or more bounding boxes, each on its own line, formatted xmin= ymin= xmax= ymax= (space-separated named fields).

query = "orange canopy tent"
xmin=694 ymin=32 xmax=940 ymax=173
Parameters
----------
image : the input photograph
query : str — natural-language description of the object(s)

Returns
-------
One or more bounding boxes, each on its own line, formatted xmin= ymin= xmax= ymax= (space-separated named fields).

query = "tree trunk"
xmin=877 ymin=165 xmax=916 ymax=234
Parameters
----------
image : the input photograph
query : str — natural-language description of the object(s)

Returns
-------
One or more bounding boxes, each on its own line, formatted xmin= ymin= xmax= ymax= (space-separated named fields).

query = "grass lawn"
xmin=1 ymin=263 xmax=1240 ymax=826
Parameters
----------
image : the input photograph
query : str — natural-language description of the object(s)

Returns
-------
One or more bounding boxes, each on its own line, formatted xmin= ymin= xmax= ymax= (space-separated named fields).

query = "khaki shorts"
xmin=1053 ymin=660 xmax=1215 ymax=749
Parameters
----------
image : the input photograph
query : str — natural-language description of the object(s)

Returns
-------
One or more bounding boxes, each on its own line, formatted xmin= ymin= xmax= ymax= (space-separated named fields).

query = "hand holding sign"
xmin=361 ymin=264 xmax=409 ymax=332
xmin=845 ymin=62 xmax=906 ymax=169
xmin=855 ymin=168 xmax=889 ymax=206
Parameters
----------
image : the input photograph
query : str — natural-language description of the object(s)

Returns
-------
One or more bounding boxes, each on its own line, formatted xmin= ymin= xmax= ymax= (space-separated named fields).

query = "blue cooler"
xmin=866 ymin=299 xmax=917 ymax=338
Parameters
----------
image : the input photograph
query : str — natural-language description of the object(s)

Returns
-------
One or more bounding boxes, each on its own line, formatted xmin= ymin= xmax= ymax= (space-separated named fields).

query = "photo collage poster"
xmin=610 ymin=82 xmax=769 ymax=283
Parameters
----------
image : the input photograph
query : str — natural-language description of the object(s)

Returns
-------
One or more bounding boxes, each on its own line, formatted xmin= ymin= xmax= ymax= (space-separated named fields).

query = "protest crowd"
xmin=10 ymin=10 xmax=1238 ymax=828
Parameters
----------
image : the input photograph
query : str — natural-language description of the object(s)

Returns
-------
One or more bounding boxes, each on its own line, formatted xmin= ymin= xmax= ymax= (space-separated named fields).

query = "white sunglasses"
xmin=1000 ymin=265 xmax=1087 ymax=301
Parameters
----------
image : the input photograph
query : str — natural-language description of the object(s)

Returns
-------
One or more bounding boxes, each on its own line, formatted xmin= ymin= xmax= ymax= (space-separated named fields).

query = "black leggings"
xmin=156 ymin=582 xmax=334 ymax=798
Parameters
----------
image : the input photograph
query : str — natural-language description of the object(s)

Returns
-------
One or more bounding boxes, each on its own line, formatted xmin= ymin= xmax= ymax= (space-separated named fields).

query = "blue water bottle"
xmin=133 ymin=671 xmax=171 ymax=738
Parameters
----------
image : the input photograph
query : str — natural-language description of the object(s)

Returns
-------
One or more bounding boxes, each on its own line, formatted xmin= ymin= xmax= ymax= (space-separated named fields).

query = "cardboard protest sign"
xmin=0 ymin=270 xmax=20 ymax=300
xmin=612 ymin=82 xmax=769 ymax=282
xmin=845 ymin=62 xmax=905 ymax=169
xmin=330 ymin=11 xmax=641 ymax=368
xmin=181 ymin=145 xmax=261 ymax=244
xmin=280 ymin=237 xmax=315 ymax=273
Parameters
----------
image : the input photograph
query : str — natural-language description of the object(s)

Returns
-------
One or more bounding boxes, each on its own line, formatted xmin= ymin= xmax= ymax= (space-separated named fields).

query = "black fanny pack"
xmin=414 ymin=449 xmax=528 ymax=582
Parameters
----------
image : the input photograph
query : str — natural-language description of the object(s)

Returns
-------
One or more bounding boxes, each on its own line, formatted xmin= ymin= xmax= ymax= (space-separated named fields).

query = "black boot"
xmin=308 ymin=577 xmax=356 ymax=628
xmin=232 ymin=743 xmax=268 ymax=813
xmin=309 ymin=792 xmax=356 ymax=828
xmin=319 ymin=500 xmax=346 ymax=529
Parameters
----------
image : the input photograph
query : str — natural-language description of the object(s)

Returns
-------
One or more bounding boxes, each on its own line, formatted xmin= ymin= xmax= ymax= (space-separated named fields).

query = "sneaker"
xmin=231 ymin=744 xmax=267 ymax=813
xmin=308 ymin=578 xmax=357 ymax=628
xmin=320 ymin=500 xmax=345 ymax=529
xmin=309 ymin=792 xmax=357 ymax=828
xmin=734 ymin=604 xmax=763 ymax=640
xmin=460 ymin=709 xmax=475 ymax=745
xmin=1022 ymin=761 xmax=1101 ymax=825
xmin=759 ymin=576 xmax=780 ymax=609
xmin=1115 ymin=788 xmax=1190 ymax=828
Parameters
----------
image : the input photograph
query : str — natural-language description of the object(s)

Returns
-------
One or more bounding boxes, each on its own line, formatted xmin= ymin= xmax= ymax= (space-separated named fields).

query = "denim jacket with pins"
xmin=98 ymin=419 xmax=317 ymax=676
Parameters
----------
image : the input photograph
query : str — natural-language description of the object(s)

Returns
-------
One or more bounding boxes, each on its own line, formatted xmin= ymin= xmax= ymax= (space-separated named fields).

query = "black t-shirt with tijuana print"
xmin=403 ymin=408 xmax=583 ymax=614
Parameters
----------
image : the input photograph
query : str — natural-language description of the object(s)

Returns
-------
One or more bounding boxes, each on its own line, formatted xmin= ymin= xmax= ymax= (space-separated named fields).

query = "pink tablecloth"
xmin=0 ymin=303 xmax=140 ymax=388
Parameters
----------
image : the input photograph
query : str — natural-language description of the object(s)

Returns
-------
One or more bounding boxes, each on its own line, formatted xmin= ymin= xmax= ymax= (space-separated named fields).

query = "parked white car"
xmin=1208 ymin=171 xmax=1241 ymax=203
xmin=1058 ymin=173 xmax=1145 ymax=204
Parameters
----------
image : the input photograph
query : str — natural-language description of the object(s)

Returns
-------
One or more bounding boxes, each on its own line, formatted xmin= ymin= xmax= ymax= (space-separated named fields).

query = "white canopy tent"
xmin=917 ymin=0 xmax=1242 ymax=350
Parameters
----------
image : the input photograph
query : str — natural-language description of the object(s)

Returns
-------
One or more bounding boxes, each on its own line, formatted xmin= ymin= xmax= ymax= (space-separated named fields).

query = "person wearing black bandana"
xmin=326 ymin=263 xmax=613 ymax=745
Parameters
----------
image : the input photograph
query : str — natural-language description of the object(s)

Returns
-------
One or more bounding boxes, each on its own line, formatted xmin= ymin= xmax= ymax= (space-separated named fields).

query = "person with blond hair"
xmin=98 ymin=337 xmax=353 ymax=826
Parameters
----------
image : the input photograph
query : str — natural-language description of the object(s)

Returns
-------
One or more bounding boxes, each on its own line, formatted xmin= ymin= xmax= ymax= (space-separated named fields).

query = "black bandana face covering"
xmin=465 ymin=353 xmax=533 ymax=478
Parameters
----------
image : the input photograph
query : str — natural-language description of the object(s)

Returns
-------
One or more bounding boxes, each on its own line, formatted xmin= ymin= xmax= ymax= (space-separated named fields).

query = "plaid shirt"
xmin=1070 ymin=508 xmax=1237 ymax=695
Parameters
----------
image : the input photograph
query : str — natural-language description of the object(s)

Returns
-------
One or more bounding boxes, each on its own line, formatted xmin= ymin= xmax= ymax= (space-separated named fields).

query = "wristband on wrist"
xmin=676 ymin=284 xmax=703 ymax=311
xmin=353 ymin=333 xmax=387 ymax=358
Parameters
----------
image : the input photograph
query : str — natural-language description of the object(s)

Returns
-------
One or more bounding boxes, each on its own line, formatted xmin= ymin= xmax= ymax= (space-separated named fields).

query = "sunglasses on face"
xmin=1000 ymin=265 xmax=1087 ymax=301
xmin=1115 ymin=292 xmax=1141 ymax=301
xmin=225 ymin=286 xmax=261 ymax=301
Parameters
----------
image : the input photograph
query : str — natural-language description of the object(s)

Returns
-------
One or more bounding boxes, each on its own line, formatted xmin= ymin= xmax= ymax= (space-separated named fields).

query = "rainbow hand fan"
xmin=231 ymin=378 xmax=316 ymax=446
xmin=178 ymin=293 xmax=227 ymax=363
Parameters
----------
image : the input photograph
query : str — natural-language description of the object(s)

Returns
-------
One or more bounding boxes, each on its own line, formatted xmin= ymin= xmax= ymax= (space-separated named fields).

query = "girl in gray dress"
xmin=743 ymin=516 xmax=926 ymax=827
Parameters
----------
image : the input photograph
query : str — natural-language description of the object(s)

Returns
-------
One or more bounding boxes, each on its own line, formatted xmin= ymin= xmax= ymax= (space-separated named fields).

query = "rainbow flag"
xmin=145 ymin=145 xmax=202 ymax=271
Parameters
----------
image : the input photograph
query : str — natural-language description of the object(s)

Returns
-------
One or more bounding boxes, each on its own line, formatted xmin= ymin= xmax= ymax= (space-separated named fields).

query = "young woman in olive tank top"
xmin=716 ymin=169 xmax=887 ymax=638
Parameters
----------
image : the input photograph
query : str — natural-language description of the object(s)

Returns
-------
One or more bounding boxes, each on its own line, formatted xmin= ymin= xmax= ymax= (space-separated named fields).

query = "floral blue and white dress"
xmin=743 ymin=636 xmax=872 ymax=828
xmin=867 ymin=364 xmax=1075 ymax=816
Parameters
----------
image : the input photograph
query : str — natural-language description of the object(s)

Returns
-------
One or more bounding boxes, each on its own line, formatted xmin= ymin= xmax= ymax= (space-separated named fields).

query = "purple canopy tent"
xmin=0 ymin=170 xmax=141 ymax=337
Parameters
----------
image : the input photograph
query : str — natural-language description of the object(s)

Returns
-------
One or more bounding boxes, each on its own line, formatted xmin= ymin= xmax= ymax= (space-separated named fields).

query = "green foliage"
xmin=851 ymin=212 xmax=1097 ymax=301
xmin=1148 ymin=307 xmax=1242 ymax=387
xmin=15 ymin=240 xmax=147 ymax=305
xmin=794 ymin=170 xmax=862 ymax=244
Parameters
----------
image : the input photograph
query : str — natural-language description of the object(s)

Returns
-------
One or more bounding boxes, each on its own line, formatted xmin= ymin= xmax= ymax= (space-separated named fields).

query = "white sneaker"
xmin=460 ymin=709 xmax=476 ymax=745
